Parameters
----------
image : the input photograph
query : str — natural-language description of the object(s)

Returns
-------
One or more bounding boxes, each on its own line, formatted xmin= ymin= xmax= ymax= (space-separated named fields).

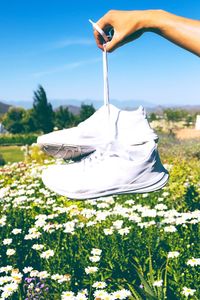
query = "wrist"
xmin=140 ymin=9 xmax=168 ymax=32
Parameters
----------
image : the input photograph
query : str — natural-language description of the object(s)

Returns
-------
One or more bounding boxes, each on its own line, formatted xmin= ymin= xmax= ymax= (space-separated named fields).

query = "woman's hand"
xmin=94 ymin=10 xmax=151 ymax=52
xmin=94 ymin=9 xmax=200 ymax=56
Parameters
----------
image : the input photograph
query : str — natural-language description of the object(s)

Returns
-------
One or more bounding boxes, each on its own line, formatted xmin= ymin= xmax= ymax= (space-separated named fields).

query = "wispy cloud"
xmin=32 ymin=57 xmax=101 ymax=78
xmin=53 ymin=38 xmax=94 ymax=49
xmin=9 ymin=38 xmax=94 ymax=60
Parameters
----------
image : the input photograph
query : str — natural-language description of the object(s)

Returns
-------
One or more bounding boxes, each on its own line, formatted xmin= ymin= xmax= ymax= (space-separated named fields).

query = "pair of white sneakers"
xmin=38 ymin=103 xmax=169 ymax=199
xmin=39 ymin=20 xmax=168 ymax=199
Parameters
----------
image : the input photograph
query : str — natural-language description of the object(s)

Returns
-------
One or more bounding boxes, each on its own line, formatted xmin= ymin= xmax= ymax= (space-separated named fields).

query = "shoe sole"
xmin=39 ymin=143 xmax=95 ymax=159
xmin=43 ymin=170 xmax=169 ymax=200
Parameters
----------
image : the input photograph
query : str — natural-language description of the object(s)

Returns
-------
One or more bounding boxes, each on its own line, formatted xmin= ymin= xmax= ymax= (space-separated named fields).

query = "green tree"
xmin=148 ymin=112 xmax=157 ymax=122
xmin=2 ymin=107 xmax=25 ymax=133
xmin=163 ymin=108 xmax=188 ymax=122
xmin=22 ymin=109 xmax=37 ymax=133
xmin=54 ymin=106 xmax=75 ymax=129
xmin=32 ymin=85 xmax=54 ymax=133
xmin=78 ymin=103 xmax=95 ymax=123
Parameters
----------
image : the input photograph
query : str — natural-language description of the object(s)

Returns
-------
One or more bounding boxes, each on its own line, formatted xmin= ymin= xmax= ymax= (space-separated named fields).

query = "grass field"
xmin=0 ymin=145 xmax=24 ymax=163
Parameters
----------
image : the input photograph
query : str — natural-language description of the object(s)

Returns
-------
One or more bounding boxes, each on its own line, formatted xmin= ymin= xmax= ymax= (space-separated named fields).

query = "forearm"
xmin=144 ymin=10 xmax=200 ymax=56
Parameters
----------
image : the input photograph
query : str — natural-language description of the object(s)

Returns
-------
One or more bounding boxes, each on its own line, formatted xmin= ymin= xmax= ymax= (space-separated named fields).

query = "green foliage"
xmin=0 ymin=133 xmax=37 ymax=145
xmin=22 ymin=109 xmax=37 ymax=133
xmin=2 ymin=107 xmax=26 ymax=133
xmin=148 ymin=112 xmax=158 ymax=122
xmin=163 ymin=108 xmax=189 ymax=122
xmin=0 ymin=137 xmax=199 ymax=299
xmin=2 ymin=107 xmax=39 ymax=134
xmin=1 ymin=86 xmax=54 ymax=134
xmin=0 ymin=153 xmax=6 ymax=166
xmin=32 ymin=85 xmax=54 ymax=133
xmin=22 ymin=143 xmax=51 ymax=164
xmin=159 ymin=134 xmax=200 ymax=161
xmin=54 ymin=106 xmax=75 ymax=129
xmin=78 ymin=103 xmax=96 ymax=123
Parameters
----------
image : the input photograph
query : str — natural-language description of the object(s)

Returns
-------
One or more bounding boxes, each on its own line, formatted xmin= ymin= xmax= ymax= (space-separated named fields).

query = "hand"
xmin=94 ymin=10 xmax=151 ymax=52
xmin=93 ymin=9 xmax=200 ymax=56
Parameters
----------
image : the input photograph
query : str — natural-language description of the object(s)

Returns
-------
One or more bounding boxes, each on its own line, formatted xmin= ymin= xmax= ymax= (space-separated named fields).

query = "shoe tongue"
xmin=98 ymin=140 xmax=131 ymax=160
xmin=78 ymin=104 xmax=120 ymax=138
xmin=79 ymin=104 xmax=118 ymax=125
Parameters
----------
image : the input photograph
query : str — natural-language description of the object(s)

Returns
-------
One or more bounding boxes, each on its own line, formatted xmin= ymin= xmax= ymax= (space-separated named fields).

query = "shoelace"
xmin=81 ymin=141 xmax=132 ymax=167
xmin=90 ymin=20 xmax=112 ymax=136
xmin=103 ymin=45 xmax=110 ymax=113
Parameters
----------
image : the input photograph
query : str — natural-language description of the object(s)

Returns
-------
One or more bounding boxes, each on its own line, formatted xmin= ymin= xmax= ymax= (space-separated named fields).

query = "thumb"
xmin=105 ymin=36 xmax=120 ymax=52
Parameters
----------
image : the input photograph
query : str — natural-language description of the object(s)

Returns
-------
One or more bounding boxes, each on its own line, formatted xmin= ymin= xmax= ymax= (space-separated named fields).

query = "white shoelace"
xmin=89 ymin=20 xmax=119 ymax=151
xmin=89 ymin=19 xmax=110 ymax=120
xmin=102 ymin=35 xmax=113 ymax=141
xmin=81 ymin=141 xmax=132 ymax=167
xmin=103 ymin=46 xmax=110 ymax=115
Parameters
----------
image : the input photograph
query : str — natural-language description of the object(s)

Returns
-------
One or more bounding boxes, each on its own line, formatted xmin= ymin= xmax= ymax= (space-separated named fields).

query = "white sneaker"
xmin=37 ymin=104 xmax=158 ymax=159
xmin=42 ymin=140 xmax=169 ymax=199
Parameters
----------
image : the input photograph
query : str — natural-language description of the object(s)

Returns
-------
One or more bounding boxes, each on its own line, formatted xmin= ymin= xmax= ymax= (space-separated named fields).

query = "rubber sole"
xmin=39 ymin=143 xmax=95 ymax=159
xmin=43 ymin=170 xmax=169 ymax=200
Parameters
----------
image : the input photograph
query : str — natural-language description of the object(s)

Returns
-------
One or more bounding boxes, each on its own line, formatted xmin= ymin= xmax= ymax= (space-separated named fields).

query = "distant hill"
xmin=147 ymin=105 xmax=200 ymax=114
xmin=2 ymin=99 xmax=200 ymax=114
xmin=0 ymin=101 xmax=11 ymax=115
xmin=3 ymin=99 xmax=156 ymax=110
xmin=171 ymin=105 xmax=200 ymax=113
xmin=51 ymin=99 xmax=156 ymax=110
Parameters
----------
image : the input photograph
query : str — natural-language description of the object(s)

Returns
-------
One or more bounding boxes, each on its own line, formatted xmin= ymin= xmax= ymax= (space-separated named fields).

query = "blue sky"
xmin=0 ymin=0 xmax=200 ymax=106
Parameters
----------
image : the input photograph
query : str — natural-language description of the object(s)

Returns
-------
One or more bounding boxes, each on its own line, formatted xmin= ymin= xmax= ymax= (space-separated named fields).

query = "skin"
xmin=94 ymin=10 xmax=200 ymax=57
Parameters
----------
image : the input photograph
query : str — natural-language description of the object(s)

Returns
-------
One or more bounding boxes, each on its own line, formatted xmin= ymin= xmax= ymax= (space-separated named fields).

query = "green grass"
xmin=0 ymin=145 xmax=24 ymax=163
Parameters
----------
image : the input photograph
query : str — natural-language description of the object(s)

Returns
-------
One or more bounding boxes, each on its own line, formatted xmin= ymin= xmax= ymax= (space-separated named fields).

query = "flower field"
xmin=0 ymin=139 xmax=200 ymax=300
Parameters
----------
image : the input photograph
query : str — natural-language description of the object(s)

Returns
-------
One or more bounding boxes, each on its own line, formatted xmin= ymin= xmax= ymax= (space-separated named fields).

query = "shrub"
xmin=0 ymin=133 xmax=38 ymax=145
xmin=0 ymin=153 xmax=5 ymax=166
xmin=22 ymin=143 xmax=51 ymax=164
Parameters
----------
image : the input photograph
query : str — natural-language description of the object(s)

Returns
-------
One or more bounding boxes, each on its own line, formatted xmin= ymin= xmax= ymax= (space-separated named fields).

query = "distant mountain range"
xmin=55 ymin=105 xmax=81 ymax=115
xmin=1 ymin=99 xmax=156 ymax=110
xmin=1 ymin=99 xmax=200 ymax=115
xmin=0 ymin=101 xmax=11 ymax=115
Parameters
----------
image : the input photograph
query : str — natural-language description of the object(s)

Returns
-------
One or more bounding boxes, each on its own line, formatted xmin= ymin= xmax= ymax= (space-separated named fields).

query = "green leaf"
xmin=126 ymin=283 xmax=142 ymax=300
xmin=132 ymin=264 xmax=157 ymax=299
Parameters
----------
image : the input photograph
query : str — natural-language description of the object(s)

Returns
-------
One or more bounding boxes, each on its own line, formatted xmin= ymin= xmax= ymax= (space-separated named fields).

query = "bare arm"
xmin=94 ymin=10 xmax=200 ymax=56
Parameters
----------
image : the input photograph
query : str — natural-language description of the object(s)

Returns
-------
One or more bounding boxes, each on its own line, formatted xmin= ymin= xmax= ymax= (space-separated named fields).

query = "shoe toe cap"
xmin=42 ymin=165 xmax=64 ymax=191
xmin=42 ymin=164 xmax=81 ymax=195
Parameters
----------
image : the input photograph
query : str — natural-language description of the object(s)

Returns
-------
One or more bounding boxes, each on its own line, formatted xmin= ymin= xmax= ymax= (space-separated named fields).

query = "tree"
xmin=54 ymin=106 xmax=75 ymax=129
xmin=163 ymin=108 xmax=188 ymax=122
xmin=2 ymin=107 xmax=25 ymax=133
xmin=22 ymin=109 xmax=37 ymax=133
xmin=148 ymin=112 xmax=157 ymax=122
xmin=78 ymin=103 xmax=95 ymax=123
xmin=32 ymin=85 xmax=54 ymax=133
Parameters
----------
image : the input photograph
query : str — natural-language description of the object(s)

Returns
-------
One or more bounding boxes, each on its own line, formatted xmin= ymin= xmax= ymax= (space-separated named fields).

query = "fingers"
xmin=94 ymin=31 xmax=121 ymax=52
xmin=93 ymin=30 xmax=105 ymax=50
xmin=104 ymin=34 xmax=121 ymax=52
xmin=93 ymin=13 xmax=113 ymax=50
xmin=96 ymin=14 xmax=111 ymax=31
